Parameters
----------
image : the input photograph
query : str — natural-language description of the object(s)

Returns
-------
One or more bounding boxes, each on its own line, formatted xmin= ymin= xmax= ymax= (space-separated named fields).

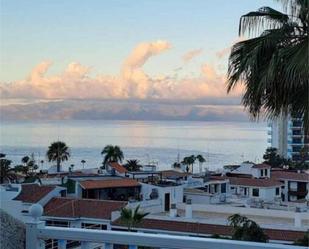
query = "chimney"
xmin=170 ymin=203 xmax=177 ymax=218
xmin=185 ymin=199 xmax=192 ymax=219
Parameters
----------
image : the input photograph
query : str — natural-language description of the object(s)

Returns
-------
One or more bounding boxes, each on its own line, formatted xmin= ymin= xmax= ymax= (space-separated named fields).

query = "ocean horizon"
xmin=0 ymin=119 xmax=268 ymax=171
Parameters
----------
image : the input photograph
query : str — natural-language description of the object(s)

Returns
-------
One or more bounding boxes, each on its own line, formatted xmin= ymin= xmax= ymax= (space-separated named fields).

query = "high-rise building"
xmin=268 ymin=115 xmax=309 ymax=162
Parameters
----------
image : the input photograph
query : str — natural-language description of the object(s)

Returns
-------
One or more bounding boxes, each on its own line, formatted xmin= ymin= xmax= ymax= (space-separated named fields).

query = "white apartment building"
xmin=268 ymin=114 xmax=309 ymax=161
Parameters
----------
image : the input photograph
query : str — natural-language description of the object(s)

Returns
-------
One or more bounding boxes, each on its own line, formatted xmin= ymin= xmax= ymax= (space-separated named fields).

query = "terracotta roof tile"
xmin=44 ymin=197 xmax=126 ymax=220
xmin=109 ymin=162 xmax=128 ymax=174
xmin=113 ymin=218 xmax=306 ymax=242
xmin=160 ymin=170 xmax=191 ymax=178
xmin=252 ymin=163 xmax=271 ymax=169
xmin=271 ymin=171 xmax=309 ymax=182
xmin=80 ymin=178 xmax=140 ymax=190
xmin=13 ymin=184 xmax=56 ymax=203
xmin=228 ymin=177 xmax=283 ymax=187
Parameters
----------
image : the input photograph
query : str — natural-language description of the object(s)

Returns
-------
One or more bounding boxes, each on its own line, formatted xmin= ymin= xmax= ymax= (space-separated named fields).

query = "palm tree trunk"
xmin=57 ymin=158 xmax=61 ymax=172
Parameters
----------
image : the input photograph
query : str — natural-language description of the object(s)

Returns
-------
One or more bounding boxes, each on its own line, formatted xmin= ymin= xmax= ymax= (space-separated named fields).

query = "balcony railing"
xmin=27 ymin=222 xmax=301 ymax=249
xmin=26 ymin=204 xmax=302 ymax=249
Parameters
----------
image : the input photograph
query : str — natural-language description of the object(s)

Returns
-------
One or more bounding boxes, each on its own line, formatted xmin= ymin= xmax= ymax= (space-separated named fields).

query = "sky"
xmin=0 ymin=0 xmax=281 ymax=121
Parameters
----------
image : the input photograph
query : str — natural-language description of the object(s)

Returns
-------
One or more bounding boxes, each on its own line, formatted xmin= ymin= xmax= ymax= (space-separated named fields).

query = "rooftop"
xmin=80 ymin=178 xmax=140 ymax=190
xmin=44 ymin=197 xmax=126 ymax=220
xmin=160 ymin=170 xmax=191 ymax=179
xmin=252 ymin=164 xmax=271 ymax=169
xmin=228 ymin=177 xmax=283 ymax=187
xmin=271 ymin=171 xmax=309 ymax=182
xmin=108 ymin=162 xmax=128 ymax=174
xmin=112 ymin=218 xmax=305 ymax=242
xmin=13 ymin=184 xmax=56 ymax=203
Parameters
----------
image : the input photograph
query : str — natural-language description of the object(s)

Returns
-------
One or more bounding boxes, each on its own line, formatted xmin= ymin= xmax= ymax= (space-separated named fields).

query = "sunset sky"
xmin=0 ymin=0 xmax=280 ymax=121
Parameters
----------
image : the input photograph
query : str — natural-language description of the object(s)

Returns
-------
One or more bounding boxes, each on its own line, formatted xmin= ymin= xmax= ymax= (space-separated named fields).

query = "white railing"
xmin=26 ymin=221 xmax=303 ymax=249
xmin=26 ymin=204 xmax=301 ymax=249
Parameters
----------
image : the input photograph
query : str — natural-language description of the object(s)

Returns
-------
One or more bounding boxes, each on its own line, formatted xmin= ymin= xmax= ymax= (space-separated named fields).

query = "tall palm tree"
xmin=124 ymin=159 xmax=142 ymax=172
xmin=46 ymin=141 xmax=70 ymax=172
xmin=81 ymin=159 xmax=86 ymax=169
xmin=0 ymin=154 xmax=16 ymax=184
xmin=227 ymin=0 xmax=308 ymax=130
xmin=101 ymin=145 xmax=124 ymax=166
xmin=120 ymin=205 xmax=149 ymax=231
xmin=182 ymin=155 xmax=196 ymax=173
xmin=196 ymin=154 xmax=206 ymax=173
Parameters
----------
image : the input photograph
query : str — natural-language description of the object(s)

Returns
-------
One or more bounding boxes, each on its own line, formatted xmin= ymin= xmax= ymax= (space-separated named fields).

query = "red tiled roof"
xmin=44 ymin=197 xmax=126 ymax=220
xmin=109 ymin=162 xmax=128 ymax=174
xmin=80 ymin=178 xmax=140 ymax=190
xmin=112 ymin=218 xmax=306 ymax=242
xmin=13 ymin=184 xmax=56 ymax=203
xmin=160 ymin=170 xmax=191 ymax=178
xmin=252 ymin=163 xmax=271 ymax=169
xmin=271 ymin=171 xmax=309 ymax=182
xmin=209 ymin=176 xmax=228 ymax=181
xmin=228 ymin=177 xmax=283 ymax=187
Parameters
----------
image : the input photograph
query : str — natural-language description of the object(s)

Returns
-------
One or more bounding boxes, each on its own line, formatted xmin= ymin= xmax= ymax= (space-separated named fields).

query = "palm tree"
xmin=101 ymin=145 xmax=124 ymax=167
xmin=46 ymin=141 xmax=70 ymax=172
xmin=172 ymin=162 xmax=181 ymax=169
xmin=81 ymin=159 xmax=86 ymax=169
xmin=0 ymin=155 xmax=15 ymax=184
xmin=228 ymin=214 xmax=268 ymax=242
xmin=196 ymin=154 xmax=206 ymax=173
xmin=124 ymin=159 xmax=142 ymax=172
xmin=227 ymin=1 xmax=308 ymax=130
xmin=182 ymin=155 xmax=196 ymax=173
xmin=15 ymin=154 xmax=41 ymax=184
xmin=120 ymin=205 xmax=149 ymax=231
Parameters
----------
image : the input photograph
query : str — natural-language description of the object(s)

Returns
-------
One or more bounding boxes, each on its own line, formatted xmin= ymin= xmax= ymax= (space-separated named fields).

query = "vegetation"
xmin=124 ymin=159 xmax=142 ymax=172
xmin=263 ymin=147 xmax=309 ymax=170
xmin=228 ymin=214 xmax=268 ymax=242
xmin=0 ymin=154 xmax=15 ymax=184
xmin=263 ymin=147 xmax=288 ymax=167
xmin=81 ymin=159 xmax=86 ymax=168
xmin=172 ymin=162 xmax=181 ymax=169
xmin=227 ymin=0 xmax=308 ymax=130
xmin=14 ymin=153 xmax=41 ymax=183
xmin=120 ymin=205 xmax=149 ymax=231
xmin=293 ymin=230 xmax=309 ymax=246
xmin=46 ymin=141 xmax=70 ymax=172
xmin=182 ymin=155 xmax=196 ymax=173
xmin=101 ymin=145 xmax=124 ymax=166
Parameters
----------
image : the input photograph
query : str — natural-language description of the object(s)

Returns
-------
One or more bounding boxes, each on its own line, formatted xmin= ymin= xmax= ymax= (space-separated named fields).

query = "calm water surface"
xmin=0 ymin=120 xmax=267 ymax=171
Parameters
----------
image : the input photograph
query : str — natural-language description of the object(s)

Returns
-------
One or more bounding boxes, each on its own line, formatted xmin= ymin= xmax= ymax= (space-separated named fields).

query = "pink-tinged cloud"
xmin=182 ymin=48 xmax=203 ymax=63
xmin=216 ymin=37 xmax=245 ymax=59
xmin=0 ymin=40 xmax=243 ymax=101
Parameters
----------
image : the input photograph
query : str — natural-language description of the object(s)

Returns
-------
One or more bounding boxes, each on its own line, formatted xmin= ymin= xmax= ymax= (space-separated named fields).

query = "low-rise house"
xmin=78 ymin=178 xmax=141 ymax=201
xmin=0 ymin=183 xmax=65 ymax=223
xmin=105 ymin=162 xmax=128 ymax=176
xmin=224 ymin=162 xmax=271 ymax=178
xmin=271 ymin=170 xmax=309 ymax=202
xmin=140 ymin=181 xmax=184 ymax=212
xmin=228 ymin=177 xmax=283 ymax=204
xmin=184 ymin=176 xmax=229 ymax=204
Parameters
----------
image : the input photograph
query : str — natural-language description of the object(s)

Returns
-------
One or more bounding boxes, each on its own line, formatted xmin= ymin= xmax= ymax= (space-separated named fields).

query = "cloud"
xmin=216 ymin=37 xmax=245 ymax=59
xmin=182 ymin=48 xmax=203 ymax=63
xmin=0 ymin=40 xmax=243 ymax=102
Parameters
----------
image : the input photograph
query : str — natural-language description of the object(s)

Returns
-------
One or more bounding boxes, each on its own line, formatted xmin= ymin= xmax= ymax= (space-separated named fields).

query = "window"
xmin=221 ymin=183 xmax=226 ymax=193
xmin=264 ymin=169 xmax=268 ymax=176
xmin=276 ymin=187 xmax=280 ymax=195
xmin=252 ymin=188 xmax=259 ymax=197
xmin=260 ymin=170 xmax=263 ymax=177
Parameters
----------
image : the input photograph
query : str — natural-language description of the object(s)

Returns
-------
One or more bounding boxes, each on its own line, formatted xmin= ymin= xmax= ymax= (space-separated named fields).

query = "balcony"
xmin=25 ymin=204 xmax=302 ymax=249
xmin=27 ymin=222 xmax=299 ymax=249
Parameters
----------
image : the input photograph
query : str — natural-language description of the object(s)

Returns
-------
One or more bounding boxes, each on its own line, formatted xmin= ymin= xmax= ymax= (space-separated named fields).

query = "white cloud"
xmin=182 ymin=48 xmax=203 ymax=63
xmin=0 ymin=40 xmax=243 ymax=102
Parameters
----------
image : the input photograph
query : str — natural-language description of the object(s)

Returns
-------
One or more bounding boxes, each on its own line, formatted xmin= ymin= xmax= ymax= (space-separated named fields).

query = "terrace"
xmin=26 ymin=204 xmax=301 ymax=249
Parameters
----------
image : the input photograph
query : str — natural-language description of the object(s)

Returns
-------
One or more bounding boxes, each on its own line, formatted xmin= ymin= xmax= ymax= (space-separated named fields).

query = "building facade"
xmin=268 ymin=115 xmax=309 ymax=161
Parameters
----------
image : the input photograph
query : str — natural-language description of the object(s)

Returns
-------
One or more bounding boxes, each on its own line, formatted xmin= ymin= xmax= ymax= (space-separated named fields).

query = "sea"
xmin=0 ymin=120 xmax=268 ymax=172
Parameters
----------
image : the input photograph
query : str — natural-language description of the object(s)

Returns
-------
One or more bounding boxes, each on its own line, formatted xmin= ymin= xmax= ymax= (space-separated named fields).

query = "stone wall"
xmin=0 ymin=209 xmax=25 ymax=249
